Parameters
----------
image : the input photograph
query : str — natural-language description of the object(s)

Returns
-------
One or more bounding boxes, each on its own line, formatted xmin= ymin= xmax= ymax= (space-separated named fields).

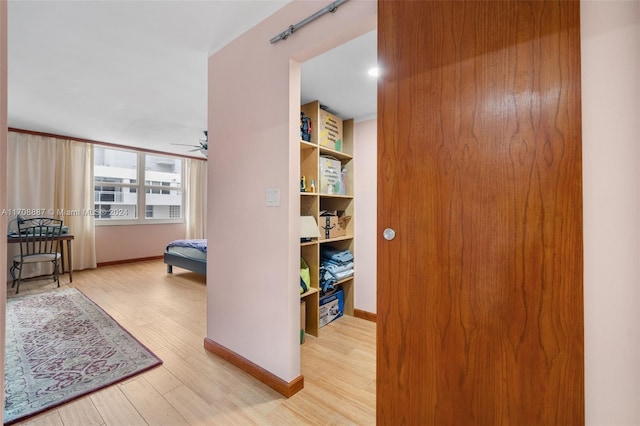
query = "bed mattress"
xmin=165 ymin=239 xmax=207 ymax=262
xmin=166 ymin=245 xmax=206 ymax=261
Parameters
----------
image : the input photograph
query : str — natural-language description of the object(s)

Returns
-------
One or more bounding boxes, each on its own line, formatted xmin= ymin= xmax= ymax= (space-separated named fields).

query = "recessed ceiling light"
xmin=368 ymin=67 xmax=380 ymax=77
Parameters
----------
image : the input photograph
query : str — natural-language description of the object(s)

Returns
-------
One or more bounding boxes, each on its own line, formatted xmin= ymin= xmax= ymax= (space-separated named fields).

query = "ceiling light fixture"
xmin=368 ymin=67 xmax=380 ymax=77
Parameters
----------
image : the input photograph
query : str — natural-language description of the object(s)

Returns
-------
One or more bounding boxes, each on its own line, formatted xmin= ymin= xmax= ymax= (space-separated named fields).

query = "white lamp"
xmin=301 ymin=216 xmax=319 ymax=239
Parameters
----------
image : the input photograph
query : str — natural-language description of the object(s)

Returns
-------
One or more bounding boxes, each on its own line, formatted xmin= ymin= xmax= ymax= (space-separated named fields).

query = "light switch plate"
xmin=266 ymin=188 xmax=280 ymax=207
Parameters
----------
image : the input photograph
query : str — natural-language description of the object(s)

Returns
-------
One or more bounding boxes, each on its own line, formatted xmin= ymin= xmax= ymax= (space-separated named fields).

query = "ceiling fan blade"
xmin=169 ymin=131 xmax=208 ymax=156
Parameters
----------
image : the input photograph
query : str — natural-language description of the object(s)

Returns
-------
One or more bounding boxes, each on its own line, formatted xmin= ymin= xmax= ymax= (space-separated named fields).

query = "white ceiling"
xmin=301 ymin=29 xmax=377 ymax=122
xmin=7 ymin=1 xmax=377 ymax=158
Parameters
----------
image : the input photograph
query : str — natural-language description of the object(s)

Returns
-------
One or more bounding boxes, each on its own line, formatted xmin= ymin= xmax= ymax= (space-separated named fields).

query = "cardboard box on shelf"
xmin=319 ymin=289 xmax=344 ymax=327
xmin=318 ymin=211 xmax=350 ymax=240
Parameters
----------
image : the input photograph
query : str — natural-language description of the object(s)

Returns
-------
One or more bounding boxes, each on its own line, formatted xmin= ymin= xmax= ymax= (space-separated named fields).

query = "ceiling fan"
xmin=171 ymin=130 xmax=208 ymax=157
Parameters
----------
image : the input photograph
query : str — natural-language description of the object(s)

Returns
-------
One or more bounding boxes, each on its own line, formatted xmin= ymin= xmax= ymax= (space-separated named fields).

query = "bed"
xmin=164 ymin=239 xmax=207 ymax=275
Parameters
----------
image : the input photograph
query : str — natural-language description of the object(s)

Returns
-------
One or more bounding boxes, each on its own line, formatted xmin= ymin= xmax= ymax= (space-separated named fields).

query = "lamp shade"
xmin=301 ymin=216 xmax=319 ymax=239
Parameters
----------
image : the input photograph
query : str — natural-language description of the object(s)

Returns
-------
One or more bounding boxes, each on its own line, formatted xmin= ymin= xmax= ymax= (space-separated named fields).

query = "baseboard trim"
xmin=97 ymin=255 xmax=163 ymax=267
xmin=203 ymin=337 xmax=304 ymax=398
xmin=354 ymin=309 xmax=377 ymax=323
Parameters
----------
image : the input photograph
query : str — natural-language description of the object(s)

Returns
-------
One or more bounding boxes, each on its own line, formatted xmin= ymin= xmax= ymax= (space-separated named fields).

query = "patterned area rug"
xmin=4 ymin=288 xmax=162 ymax=425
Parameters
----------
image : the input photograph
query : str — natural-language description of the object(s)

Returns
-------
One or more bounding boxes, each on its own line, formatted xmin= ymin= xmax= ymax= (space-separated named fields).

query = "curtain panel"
xmin=7 ymin=131 xmax=97 ymax=273
xmin=185 ymin=158 xmax=207 ymax=239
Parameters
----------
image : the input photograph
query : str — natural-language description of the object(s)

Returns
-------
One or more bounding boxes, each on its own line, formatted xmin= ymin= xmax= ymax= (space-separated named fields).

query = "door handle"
xmin=383 ymin=228 xmax=396 ymax=241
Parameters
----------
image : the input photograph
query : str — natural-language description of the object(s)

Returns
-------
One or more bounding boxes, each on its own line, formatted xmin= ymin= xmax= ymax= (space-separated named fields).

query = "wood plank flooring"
xmin=6 ymin=260 xmax=376 ymax=425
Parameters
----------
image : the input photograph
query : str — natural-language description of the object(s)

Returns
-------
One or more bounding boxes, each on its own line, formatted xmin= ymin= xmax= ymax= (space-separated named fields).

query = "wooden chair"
xmin=9 ymin=217 xmax=64 ymax=294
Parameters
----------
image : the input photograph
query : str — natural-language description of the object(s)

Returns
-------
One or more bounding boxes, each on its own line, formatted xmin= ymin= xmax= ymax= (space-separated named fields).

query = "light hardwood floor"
xmin=6 ymin=260 xmax=376 ymax=425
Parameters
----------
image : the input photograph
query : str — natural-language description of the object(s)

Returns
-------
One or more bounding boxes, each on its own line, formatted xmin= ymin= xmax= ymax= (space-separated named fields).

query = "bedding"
xmin=164 ymin=239 xmax=207 ymax=275
xmin=166 ymin=239 xmax=207 ymax=253
xmin=166 ymin=239 xmax=207 ymax=261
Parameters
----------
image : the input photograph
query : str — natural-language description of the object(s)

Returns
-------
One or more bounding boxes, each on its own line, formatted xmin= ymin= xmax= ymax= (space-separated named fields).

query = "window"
xmin=95 ymin=204 xmax=112 ymax=219
xmin=94 ymin=147 xmax=183 ymax=224
xmin=144 ymin=155 xmax=183 ymax=220
xmin=169 ymin=205 xmax=181 ymax=218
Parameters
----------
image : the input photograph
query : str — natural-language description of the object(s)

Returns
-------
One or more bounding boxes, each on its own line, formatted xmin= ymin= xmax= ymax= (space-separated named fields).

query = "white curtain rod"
xmin=269 ymin=0 xmax=350 ymax=44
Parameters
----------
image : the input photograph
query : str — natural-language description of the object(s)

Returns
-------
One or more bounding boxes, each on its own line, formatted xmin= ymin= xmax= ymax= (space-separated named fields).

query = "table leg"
xmin=67 ymin=239 xmax=73 ymax=283
xmin=60 ymin=243 xmax=66 ymax=277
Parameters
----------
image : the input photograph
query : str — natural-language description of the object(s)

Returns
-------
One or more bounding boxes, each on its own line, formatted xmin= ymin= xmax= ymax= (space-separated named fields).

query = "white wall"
xmin=207 ymin=0 xmax=376 ymax=382
xmin=0 ymin=0 xmax=7 ymax=419
xmin=95 ymin=223 xmax=185 ymax=264
xmin=582 ymin=1 xmax=640 ymax=424
xmin=354 ymin=118 xmax=377 ymax=314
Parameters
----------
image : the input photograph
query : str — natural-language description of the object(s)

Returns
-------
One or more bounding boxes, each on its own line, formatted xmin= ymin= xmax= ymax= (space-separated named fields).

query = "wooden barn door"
xmin=377 ymin=1 xmax=584 ymax=424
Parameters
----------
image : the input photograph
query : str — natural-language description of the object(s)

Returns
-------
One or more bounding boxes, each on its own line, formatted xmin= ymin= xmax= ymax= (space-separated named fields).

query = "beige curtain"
xmin=7 ymin=132 xmax=97 ymax=274
xmin=54 ymin=139 xmax=96 ymax=270
xmin=185 ymin=158 xmax=207 ymax=239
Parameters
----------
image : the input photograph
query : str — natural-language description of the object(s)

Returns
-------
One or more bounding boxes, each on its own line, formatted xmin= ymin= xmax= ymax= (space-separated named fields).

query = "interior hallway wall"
xmin=354 ymin=118 xmax=377 ymax=314
xmin=0 ymin=0 xmax=8 ymax=419
xmin=207 ymin=0 xmax=376 ymax=382
xmin=582 ymin=1 xmax=640 ymax=423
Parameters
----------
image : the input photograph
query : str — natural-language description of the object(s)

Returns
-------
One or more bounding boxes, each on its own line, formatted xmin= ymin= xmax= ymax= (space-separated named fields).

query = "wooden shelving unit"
xmin=299 ymin=100 xmax=355 ymax=338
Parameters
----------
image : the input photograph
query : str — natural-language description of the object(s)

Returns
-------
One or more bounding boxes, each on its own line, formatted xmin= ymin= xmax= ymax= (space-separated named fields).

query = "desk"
xmin=7 ymin=234 xmax=74 ymax=282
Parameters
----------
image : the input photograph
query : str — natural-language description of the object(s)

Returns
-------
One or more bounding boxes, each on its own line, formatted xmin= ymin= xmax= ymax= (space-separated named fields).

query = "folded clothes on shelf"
xmin=334 ymin=269 xmax=354 ymax=280
xmin=319 ymin=247 xmax=354 ymax=294
xmin=319 ymin=267 xmax=354 ymax=294
xmin=323 ymin=261 xmax=353 ymax=274
xmin=321 ymin=247 xmax=353 ymax=264
xmin=319 ymin=267 xmax=337 ymax=294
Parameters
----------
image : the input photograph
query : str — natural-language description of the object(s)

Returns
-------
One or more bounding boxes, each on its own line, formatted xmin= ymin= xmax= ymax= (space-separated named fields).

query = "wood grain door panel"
xmin=377 ymin=1 xmax=584 ymax=424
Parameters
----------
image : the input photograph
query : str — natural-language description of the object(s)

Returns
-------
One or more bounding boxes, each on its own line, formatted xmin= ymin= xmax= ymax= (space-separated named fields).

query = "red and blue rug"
xmin=4 ymin=288 xmax=162 ymax=425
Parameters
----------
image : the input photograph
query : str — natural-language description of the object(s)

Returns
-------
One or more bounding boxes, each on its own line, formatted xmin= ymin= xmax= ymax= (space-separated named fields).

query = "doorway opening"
xmin=297 ymin=30 xmax=378 ymax=415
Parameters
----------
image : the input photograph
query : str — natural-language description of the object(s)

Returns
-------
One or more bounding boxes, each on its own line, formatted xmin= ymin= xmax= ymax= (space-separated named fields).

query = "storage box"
xmin=319 ymin=109 xmax=343 ymax=151
xmin=319 ymin=289 xmax=344 ymax=327
xmin=300 ymin=301 xmax=306 ymax=344
xmin=319 ymin=156 xmax=342 ymax=194
xmin=318 ymin=212 xmax=350 ymax=240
